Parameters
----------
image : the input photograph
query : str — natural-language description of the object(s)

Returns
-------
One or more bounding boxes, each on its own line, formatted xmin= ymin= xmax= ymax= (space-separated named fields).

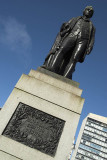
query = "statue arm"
xmin=60 ymin=18 xmax=74 ymax=37
xmin=86 ymin=26 xmax=96 ymax=55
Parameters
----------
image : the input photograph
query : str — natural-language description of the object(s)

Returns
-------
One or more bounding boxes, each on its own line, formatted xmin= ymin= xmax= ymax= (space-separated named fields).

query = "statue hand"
xmin=60 ymin=25 xmax=71 ymax=37
xmin=60 ymin=23 xmax=70 ymax=31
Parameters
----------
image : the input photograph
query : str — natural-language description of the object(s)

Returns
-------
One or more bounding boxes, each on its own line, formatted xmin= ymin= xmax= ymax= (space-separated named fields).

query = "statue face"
xmin=83 ymin=6 xmax=94 ymax=18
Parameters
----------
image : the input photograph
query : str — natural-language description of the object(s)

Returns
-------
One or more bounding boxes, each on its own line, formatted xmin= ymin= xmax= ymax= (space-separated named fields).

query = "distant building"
xmin=71 ymin=113 xmax=107 ymax=160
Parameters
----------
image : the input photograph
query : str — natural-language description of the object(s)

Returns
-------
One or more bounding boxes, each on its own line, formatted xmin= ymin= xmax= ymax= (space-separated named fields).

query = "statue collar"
xmin=81 ymin=16 xmax=90 ymax=22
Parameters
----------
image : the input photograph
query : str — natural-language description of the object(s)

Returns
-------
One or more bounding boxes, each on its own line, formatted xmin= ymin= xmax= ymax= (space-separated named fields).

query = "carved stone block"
xmin=2 ymin=102 xmax=65 ymax=157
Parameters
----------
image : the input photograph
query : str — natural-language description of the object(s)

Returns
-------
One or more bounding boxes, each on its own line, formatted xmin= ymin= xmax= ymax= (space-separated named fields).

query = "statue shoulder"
xmin=68 ymin=16 xmax=82 ymax=23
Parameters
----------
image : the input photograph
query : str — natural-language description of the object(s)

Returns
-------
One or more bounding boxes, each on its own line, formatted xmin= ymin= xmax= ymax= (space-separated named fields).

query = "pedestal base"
xmin=0 ymin=68 xmax=84 ymax=160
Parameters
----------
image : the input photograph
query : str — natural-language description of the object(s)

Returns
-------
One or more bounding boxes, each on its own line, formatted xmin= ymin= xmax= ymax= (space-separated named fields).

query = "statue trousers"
xmin=49 ymin=34 xmax=88 ymax=78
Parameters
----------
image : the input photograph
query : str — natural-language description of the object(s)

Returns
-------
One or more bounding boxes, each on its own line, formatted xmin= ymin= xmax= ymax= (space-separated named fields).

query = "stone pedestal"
xmin=0 ymin=68 xmax=84 ymax=160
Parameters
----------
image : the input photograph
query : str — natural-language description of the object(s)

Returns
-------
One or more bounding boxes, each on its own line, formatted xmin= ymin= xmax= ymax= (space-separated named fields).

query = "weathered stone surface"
xmin=0 ymin=69 xmax=85 ymax=160
xmin=29 ymin=69 xmax=82 ymax=96
xmin=37 ymin=67 xmax=79 ymax=87
xmin=15 ymin=74 xmax=84 ymax=114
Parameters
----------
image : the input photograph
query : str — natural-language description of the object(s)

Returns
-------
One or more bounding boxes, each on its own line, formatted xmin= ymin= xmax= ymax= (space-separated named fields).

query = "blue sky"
xmin=0 ymin=0 xmax=107 ymax=139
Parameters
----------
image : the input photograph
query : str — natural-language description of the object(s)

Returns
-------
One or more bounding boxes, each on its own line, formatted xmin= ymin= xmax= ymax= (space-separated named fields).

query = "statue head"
xmin=83 ymin=6 xmax=94 ymax=18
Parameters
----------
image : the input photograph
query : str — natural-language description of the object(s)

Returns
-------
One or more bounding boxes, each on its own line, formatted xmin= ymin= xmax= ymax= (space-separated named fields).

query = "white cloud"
xmin=0 ymin=17 xmax=32 ymax=67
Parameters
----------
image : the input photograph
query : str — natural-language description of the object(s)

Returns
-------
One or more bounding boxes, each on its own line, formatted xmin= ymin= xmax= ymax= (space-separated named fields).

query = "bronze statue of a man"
xmin=42 ymin=6 xmax=96 ymax=79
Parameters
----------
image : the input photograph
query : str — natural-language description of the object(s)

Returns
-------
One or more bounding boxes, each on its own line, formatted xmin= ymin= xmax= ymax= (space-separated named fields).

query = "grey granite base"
xmin=0 ymin=68 xmax=84 ymax=160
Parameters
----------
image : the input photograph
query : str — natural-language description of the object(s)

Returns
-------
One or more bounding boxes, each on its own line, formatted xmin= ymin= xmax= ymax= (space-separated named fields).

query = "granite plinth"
xmin=0 ymin=68 xmax=85 ymax=160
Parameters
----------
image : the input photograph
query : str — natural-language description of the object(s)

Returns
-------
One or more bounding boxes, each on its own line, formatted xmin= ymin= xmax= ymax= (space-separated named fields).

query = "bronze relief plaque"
xmin=2 ymin=102 xmax=65 ymax=156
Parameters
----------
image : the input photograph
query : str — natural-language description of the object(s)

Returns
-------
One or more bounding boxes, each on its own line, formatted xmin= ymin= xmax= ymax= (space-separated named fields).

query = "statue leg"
xmin=49 ymin=36 xmax=76 ymax=73
xmin=63 ymin=40 xmax=88 ymax=78
xmin=43 ymin=54 xmax=54 ymax=68
xmin=63 ymin=60 xmax=76 ymax=78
